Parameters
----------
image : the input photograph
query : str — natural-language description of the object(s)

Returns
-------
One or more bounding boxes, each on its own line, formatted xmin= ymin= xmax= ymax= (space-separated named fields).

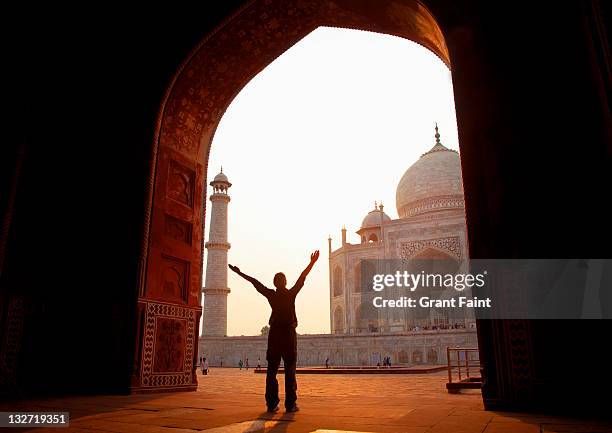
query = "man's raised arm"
xmin=228 ymin=264 xmax=270 ymax=297
xmin=292 ymin=250 xmax=320 ymax=293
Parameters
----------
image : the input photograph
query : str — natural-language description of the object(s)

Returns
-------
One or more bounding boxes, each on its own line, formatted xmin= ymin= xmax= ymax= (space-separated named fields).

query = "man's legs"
xmin=265 ymin=355 xmax=281 ymax=409
xmin=266 ymin=333 xmax=282 ymax=410
xmin=283 ymin=355 xmax=297 ymax=409
xmin=282 ymin=329 xmax=298 ymax=410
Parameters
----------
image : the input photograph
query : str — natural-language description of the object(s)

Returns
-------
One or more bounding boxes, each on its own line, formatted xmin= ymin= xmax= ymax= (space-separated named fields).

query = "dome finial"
xmin=374 ymin=200 xmax=378 ymax=210
xmin=220 ymin=166 xmax=223 ymax=173
xmin=435 ymin=122 xmax=441 ymax=145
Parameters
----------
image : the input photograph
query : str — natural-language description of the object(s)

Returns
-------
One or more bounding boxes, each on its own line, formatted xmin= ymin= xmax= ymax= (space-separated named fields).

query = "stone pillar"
xmin=202 ymin=170 xmax=231 ymax=336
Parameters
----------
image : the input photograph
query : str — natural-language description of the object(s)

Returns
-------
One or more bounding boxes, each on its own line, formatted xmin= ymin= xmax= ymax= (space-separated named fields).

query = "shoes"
xmin=267 ymin=404 xmax=279 ymax=413
xmin=285 ymin=404 xmax=299 ymax=413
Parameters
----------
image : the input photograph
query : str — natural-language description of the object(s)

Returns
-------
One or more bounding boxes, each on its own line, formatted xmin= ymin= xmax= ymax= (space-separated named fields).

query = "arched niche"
xmin=333 ymin=305 xmax=345 ymax=333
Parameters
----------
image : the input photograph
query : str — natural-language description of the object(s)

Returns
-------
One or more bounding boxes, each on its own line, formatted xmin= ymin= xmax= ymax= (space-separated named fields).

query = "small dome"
xmin=210 ymin=168 xmax=231 ymax=186
xmin=361 ymin=204 xmax=391 ymax=228
xmin=396 ymin=126 xmax=464 ymax=218
xmin=213 ymin=171 xmax=228 ymax=183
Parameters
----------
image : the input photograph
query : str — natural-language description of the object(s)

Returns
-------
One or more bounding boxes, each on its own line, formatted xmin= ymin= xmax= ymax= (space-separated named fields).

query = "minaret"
xmin=328 ymin=235 xmax=333 ymax=333
xmin=202 ymin=168 xmax=231 ymax=336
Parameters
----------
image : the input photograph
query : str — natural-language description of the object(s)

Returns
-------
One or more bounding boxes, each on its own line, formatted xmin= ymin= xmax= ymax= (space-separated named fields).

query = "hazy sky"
xmin=203 ymin=27 xmax=460 ymax=336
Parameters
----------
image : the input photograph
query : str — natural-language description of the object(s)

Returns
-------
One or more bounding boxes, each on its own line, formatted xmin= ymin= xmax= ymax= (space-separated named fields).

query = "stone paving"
xmin=2 ymin=368 xmax=611 ymax=433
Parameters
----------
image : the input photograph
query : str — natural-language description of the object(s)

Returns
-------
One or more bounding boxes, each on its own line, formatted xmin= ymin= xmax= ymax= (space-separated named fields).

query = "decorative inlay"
xmin=506 ymin=320 xmax=533 ymax=393
xmin=164 ymin=214 xmax=193 ymax=245
xmin=398 ymin=194 xmax=464 ymax=218
xmin=0 ymin=296 xmax=24 ymax=388
xmin=400 ymin=236 xmax=461 ymax=259
xmin=141 ymin=301 xmax=196 ymax=388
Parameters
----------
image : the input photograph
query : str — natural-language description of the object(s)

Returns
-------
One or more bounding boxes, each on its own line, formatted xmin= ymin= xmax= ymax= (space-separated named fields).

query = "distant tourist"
xmin=239 ymin=359 xmax=243 ymax=370
xmin=229 ymin=249 xmax=319 ymax=413
xmin=202 ymin=357 xmax=209 ymax=375
xmin=325 ymin=357 xmax=330 ymax=369
xmin=257 ymin=357 xmax=262 ymax=371
xmin=246 ymin=358 xmax=249 ymax=370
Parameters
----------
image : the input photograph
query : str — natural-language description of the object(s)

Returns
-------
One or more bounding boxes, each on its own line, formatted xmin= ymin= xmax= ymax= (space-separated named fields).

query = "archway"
xmin=333 ymin=306 xmax=345 ymax=334
xmin=427 ymin=348 xmax=438 ymax=364
xmin=132 ymin=0 xmax=450 ymax=393
xmin=354 ymin=260 xmax=377 ymax=293
xmin=333 ymin=266 xmax=344 ymax=297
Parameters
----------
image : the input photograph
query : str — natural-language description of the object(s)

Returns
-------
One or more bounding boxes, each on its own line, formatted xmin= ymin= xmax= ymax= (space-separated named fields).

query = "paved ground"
xmin=2 ymin=368 xmax=611 ymax=433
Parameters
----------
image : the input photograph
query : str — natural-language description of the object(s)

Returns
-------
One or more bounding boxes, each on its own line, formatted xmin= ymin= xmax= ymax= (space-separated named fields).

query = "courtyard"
xmin=3 ymin=368 xmax=610 ymax=433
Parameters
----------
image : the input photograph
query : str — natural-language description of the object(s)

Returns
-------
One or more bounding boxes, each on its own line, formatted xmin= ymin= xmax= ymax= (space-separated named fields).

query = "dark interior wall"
xmin=434 ymin=0 xmax=612 ymax=412
xmin=3 ymin=3 xmax=243 ymax=394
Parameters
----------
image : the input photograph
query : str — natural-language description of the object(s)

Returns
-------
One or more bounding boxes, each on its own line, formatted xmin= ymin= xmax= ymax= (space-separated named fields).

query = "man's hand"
xmin=310 ymin=250 xmax=320 ymax=264
xmin=293 ymin=250 xmax=320 ymax=293
xmin=228 ymin=265 xmax=268 ymax=295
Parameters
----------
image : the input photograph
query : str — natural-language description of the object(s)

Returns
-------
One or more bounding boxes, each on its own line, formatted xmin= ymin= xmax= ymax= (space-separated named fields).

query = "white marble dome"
xmin=361 ymin=206 xmax=392 ymax=228
xmin=395 ymin=132 xmax=464 ymax=219
xmin=213 ymin=171 xmax=229 ymax=183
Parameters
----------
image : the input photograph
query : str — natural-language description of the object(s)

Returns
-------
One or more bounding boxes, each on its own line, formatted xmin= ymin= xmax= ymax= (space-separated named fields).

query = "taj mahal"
xmin=329 ymin=124 xmax=474 ymax=335
xmin=199 ymin=126 xmax=478 ymax=367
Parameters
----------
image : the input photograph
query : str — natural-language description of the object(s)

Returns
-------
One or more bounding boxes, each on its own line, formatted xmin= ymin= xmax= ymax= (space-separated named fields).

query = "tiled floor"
xmin=2 ymin=369 xmax=610 ymax=432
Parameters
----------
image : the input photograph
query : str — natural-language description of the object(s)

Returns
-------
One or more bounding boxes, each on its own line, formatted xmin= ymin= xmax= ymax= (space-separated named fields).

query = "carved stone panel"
xmin=167 ymin=160 xmax=195 ymax=208
xmin=160 ymin=255 xmax=189 ymax=303
xmin=164 ymin=214 xmax=193 ymax=245
xmin=400 ymin=236 xmax=461 ymax=259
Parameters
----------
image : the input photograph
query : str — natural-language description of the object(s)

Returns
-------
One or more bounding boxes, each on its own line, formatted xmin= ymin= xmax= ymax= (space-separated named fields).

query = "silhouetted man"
xmin=229 ymin=250 xmax=319 ymax=413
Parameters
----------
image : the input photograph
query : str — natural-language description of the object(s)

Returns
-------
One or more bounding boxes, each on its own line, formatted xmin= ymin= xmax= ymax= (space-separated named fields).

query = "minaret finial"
xmin=374 ymin=200 xmax=378 ymax=209
xmin=434 ymin=122 xmax=441 ymax=145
